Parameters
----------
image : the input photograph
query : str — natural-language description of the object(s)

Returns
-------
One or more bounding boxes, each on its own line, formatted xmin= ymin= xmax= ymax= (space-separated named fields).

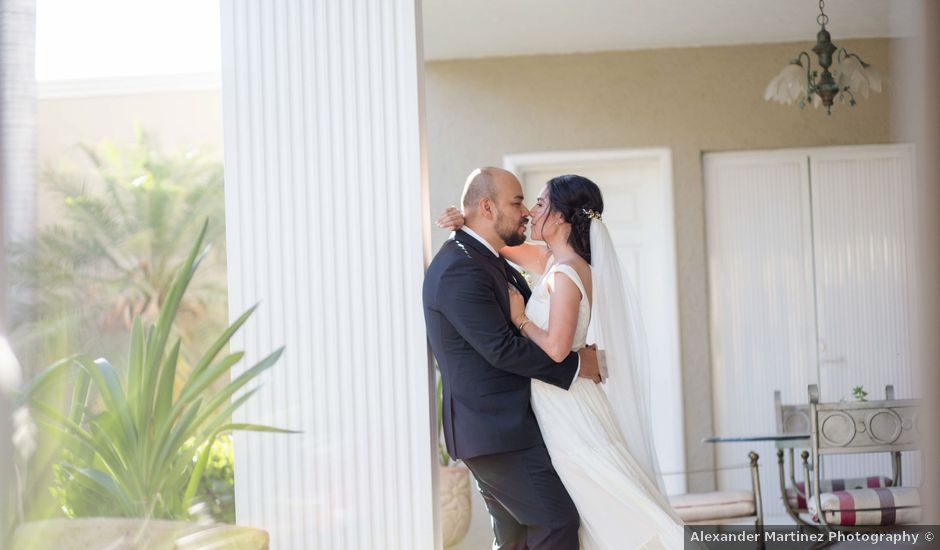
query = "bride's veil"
xmin=587 ymin=219 xmax=664 ymax=491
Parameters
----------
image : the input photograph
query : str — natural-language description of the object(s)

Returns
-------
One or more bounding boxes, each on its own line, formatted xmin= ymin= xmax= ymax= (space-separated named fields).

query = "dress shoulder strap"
xmin=550 ymin=263 xmax=588 ymax=301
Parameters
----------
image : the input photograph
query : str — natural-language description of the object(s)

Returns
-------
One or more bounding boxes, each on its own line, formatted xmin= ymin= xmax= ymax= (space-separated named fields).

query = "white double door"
xmin=506 ymin=149 xmax=686 ymax=494
xmin=705 ymin=144 xmax=920 ymax=517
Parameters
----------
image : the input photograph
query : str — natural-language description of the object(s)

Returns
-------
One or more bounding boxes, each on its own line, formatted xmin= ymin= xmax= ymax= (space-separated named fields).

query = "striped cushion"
xmin=786 ymin=476 xmax=892 ymax=510
xmin=808 ymin=486 xmax=921 ymax=526
xmin=669 ymin=490 xmax=755 ymax=522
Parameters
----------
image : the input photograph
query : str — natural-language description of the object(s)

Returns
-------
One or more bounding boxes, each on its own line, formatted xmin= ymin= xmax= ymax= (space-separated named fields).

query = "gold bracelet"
xmin=518 ymin=319 xmax=531 ymax=332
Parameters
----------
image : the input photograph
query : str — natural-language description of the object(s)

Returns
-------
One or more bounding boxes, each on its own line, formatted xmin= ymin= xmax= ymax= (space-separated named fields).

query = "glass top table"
xmin=703 ymin=433 xmax=810 ymax=448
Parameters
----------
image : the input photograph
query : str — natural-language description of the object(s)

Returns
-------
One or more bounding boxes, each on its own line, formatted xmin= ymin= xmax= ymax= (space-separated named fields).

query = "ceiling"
xmin=422 ymin=0 xmax=924 ymax=60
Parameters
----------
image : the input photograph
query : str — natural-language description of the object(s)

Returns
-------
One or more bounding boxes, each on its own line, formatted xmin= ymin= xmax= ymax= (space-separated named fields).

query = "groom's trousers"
xmin=463 ymin=443 xmax=580 ymax=550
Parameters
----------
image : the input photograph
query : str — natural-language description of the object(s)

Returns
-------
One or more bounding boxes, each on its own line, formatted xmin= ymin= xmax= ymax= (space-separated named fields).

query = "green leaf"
xmin=178 ymin=304 xmax=257 ymax=401
xmin=193 ymin=347 xmax=284 ymax=429
xmin=149 ymin=397 xmax=203 ymax=481
xmin=68 ymin=370 xmax=92 ymax=425
xmin=145 ymin=335 xmax=282 ymax=503
xmin=86 ymin=421 xmax=143 ymax=497
xmin=153 ymin=339 xmax=181 ymax=423
xmin=75 ymin=356 xmax=137 ymax=445
xmin=173 ymin=351 xmax=244 ymax=419
xmin=197 ymin=388 xmax=259 ymax=439
xmin=182 ymin=435 xmax=215 ymax=511
xmin=149 ymin=219 xmax=208 ymax=371
xmin=127 ymin=317 xmax=145 ymax=424
xmin=215 ymin=423 xmax=300 ymax=435
xmin=68 ymin=467 xmax=137 ymax=516
xmin=31 ymin=402 xmax=127 ymax=477
xmin=18 ymin=354 xmax=78 ymax=403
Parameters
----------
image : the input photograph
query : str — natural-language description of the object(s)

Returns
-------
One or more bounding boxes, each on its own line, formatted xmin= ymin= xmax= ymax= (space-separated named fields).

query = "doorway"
xmin=505 ymin=148 xmax=686 ymax=494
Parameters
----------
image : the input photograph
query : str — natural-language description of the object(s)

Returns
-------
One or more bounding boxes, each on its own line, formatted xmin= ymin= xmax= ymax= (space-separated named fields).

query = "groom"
xmin=423 ymin=167 xmax=601 ymax=549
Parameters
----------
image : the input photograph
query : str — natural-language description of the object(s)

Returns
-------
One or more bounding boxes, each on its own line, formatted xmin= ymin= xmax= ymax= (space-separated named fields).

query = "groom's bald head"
xmin=460 ymin=167 xmax=529 ymax=248
xmin=461 ymin=167 xmax=513 ymax=216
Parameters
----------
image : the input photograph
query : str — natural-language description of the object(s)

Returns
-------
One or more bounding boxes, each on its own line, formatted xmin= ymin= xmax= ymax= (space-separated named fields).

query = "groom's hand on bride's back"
xmin=577 ymin=344 xmax=604 ymax=384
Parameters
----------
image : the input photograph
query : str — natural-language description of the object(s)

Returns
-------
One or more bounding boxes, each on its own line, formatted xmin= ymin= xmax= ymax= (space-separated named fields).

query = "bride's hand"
xmin=508 ymin=285 xmax=526 ymax=323
xmin=436 ymin=206 xmax=464 ymax=230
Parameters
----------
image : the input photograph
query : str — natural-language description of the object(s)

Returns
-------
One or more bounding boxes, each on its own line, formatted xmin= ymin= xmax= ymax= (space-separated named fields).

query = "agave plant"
xmin=21 ymin=221 xmax=291 ymax=519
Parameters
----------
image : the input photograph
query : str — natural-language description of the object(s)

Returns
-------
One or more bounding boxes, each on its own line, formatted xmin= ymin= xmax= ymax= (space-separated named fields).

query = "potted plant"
xmin=436 ymin=367 xmax=471 ymax=548
xmin=852 ymin=385 xmax=868 ymax=401
xmin=11 ymin=221 xmax=290 ymax=549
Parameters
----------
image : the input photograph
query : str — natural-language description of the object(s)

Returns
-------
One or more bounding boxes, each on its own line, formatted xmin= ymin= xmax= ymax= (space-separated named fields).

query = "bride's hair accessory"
xmin=581 ymin=208 xmax=602 ymax=221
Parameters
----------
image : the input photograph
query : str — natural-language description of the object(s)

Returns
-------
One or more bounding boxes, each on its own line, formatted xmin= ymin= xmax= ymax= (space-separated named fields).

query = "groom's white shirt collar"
xmin=458 ymin=226 xmax=499 ymax=257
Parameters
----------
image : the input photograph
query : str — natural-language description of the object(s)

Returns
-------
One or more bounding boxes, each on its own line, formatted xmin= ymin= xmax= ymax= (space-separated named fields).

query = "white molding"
xmin=504 ymin=147 xmax=673 ymax=174
xmin=38 ymin=72 xmax=222 ymax=99
xmin=702 ymin=143 xmax=915 ymax=165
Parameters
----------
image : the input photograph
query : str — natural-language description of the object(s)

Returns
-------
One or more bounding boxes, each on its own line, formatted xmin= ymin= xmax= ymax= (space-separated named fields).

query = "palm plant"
xmin=20 ymin=221 xmax=291 ymax=519
xmin=8 ymin=128 xmax=226 ymax=370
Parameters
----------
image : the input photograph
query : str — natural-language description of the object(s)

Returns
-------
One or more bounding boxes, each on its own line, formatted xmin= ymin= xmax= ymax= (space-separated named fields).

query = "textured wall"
xmin=424 ymin=38 xmax=907 ymax=494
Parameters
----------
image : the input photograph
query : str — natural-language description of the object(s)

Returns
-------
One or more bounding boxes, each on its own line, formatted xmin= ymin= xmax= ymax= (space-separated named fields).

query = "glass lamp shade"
xmin=811 ymin=92 xmax=823 ymax=109
xmin=864 ymin=64 xmax=884 ymax=94
xmin=836 ymin=55 xmax=881 ymax=98
xmin=835 ymin=55 xmax=864 ymax=92
xmin=764 ymin=62 xmax=808 ymax=104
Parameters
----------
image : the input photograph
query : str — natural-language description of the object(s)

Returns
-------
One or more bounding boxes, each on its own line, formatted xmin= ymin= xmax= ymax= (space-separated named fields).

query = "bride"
xmin=438 ymin=174 xmax=685 ymax=550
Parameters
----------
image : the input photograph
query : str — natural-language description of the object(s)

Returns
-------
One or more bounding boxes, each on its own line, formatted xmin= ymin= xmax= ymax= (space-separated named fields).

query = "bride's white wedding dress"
xmin=526 ymin=262 xmax=684 ymax=550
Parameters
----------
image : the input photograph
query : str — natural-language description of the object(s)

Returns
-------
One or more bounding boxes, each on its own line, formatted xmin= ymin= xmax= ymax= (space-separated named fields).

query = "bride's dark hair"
xmin=544 ymin=174 xmax=604 ymax=264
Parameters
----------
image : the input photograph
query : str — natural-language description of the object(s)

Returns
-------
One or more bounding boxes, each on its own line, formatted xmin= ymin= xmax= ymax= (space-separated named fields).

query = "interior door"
xmin=704 ymin=150 xmax=818 ymax=518
xmin=705 ymin=144 xmax=921 ymax=518
xmin=506 ymin=149 xmax=686 ymax=494
xmin=809 ymin=145 xmax=918 ymax=401
xmin=809 ymin=144 xmax=920 ymax=483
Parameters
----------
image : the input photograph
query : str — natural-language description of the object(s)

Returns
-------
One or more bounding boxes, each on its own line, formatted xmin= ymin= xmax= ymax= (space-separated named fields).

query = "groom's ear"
xmin=479 ymin=197 xmax=494 ymax=219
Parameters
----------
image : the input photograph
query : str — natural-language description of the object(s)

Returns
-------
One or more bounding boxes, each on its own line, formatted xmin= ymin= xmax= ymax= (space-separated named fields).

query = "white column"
xmin=0 ymin=0 xmax=37 ymax=327
xmin=219 ymin=1 xmax=435 ymax=548
xmin=0 ymin=1 xmax=36 ymax=534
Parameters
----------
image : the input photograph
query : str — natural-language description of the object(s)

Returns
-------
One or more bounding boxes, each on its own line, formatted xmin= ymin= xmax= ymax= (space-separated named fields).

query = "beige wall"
xmin=424 ymin=38 xmax=909 ymax=493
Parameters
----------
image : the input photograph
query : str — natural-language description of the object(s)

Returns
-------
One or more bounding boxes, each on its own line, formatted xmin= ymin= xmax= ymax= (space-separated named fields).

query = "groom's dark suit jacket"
xmin=423 ymin=230 xmax=579 ymax=460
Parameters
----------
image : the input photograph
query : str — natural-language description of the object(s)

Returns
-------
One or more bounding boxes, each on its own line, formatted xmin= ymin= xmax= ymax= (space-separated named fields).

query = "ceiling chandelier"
xmin=764 ymin=0 xmax=883 ymax=115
